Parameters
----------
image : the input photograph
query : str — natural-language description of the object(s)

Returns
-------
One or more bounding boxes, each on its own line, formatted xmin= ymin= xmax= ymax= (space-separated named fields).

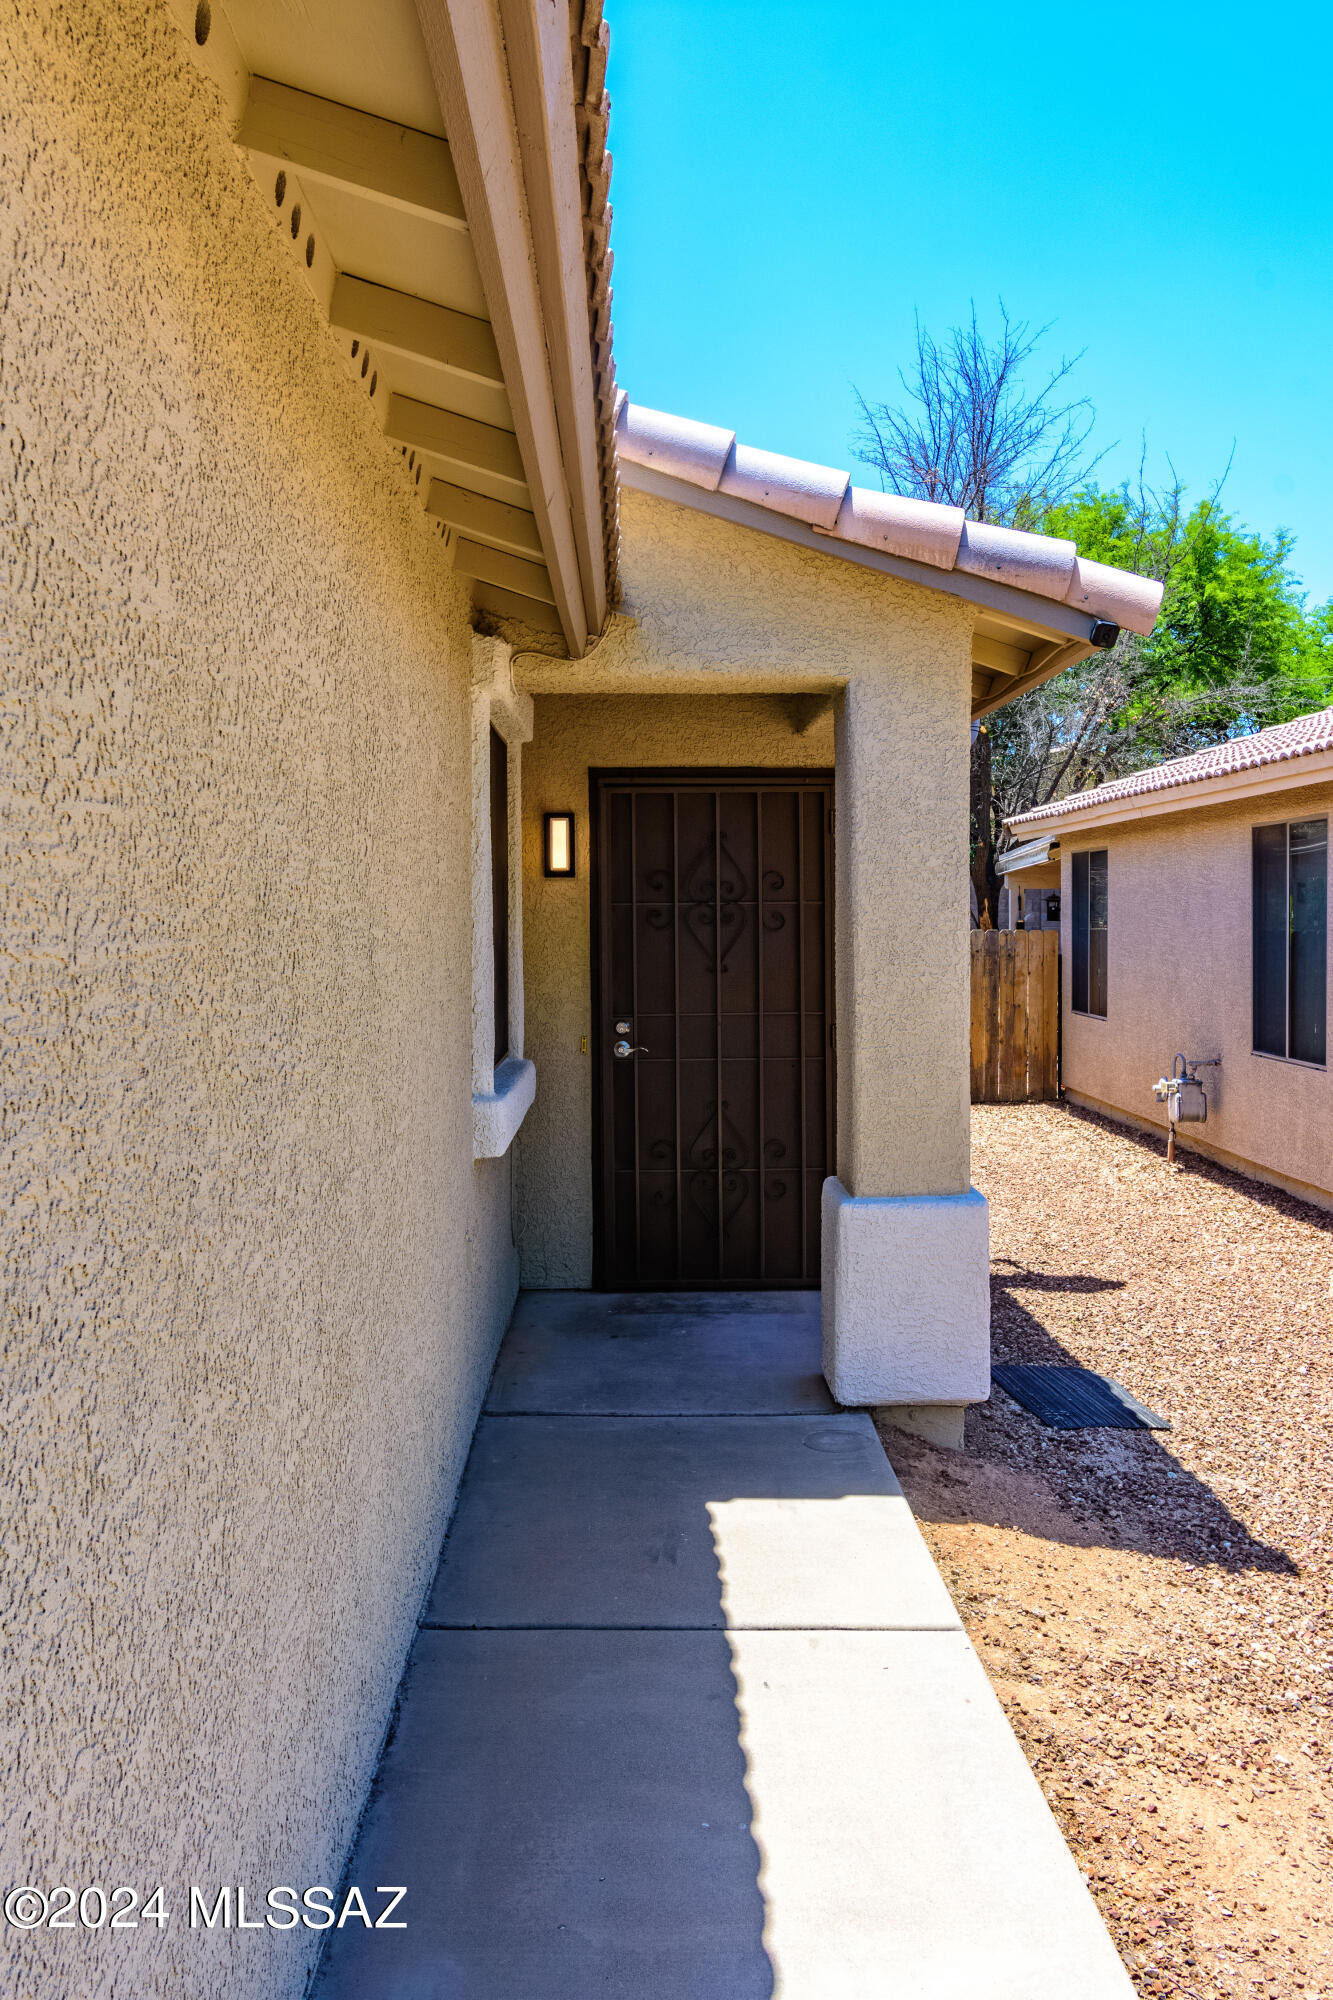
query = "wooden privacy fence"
xmin=970 ymin=929 xmax=1059 ymax=1102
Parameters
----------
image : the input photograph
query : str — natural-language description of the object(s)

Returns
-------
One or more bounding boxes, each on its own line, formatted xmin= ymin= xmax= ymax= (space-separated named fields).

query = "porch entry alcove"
xmin=591 ymin=769 xmax=834 ymax=1288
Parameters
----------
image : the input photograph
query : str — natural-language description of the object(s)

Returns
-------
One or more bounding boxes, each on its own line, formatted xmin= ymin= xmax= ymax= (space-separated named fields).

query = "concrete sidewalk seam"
xmin=417 ymin=1620 xmax=967 ymax=1632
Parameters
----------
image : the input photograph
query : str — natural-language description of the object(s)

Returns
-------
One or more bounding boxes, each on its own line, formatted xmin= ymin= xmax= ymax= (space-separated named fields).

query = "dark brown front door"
xmin=593 ymin=769 xmax=834 ymax=1289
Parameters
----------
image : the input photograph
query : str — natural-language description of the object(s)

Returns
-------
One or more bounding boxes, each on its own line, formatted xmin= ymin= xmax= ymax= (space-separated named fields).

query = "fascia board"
xmin=497 ymin=0 xmax=607 ymax=632
xmin=996 ymin=839 xmax=1057 ymax=874
xmin=413 ymin=0 xmax=589 ymax=655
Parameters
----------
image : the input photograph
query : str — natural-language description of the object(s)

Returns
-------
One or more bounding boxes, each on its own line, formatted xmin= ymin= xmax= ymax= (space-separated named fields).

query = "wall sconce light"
xmin=543 ymin=811 xmax=576 ymax=878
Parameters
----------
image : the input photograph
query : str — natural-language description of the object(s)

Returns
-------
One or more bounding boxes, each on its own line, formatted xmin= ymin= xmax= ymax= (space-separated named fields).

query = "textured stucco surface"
xmin=833 ymin=667 xmax=973 ymax=1196
xmin=1060 ymin=781 xmax=1333 ymax=1207
xmin=517 ymin=495 xmax=978 ymax=1281
xmin=821 ymin=1181 xmax=991 ymax=1405
xmin=2 ymin=7 xmax=513 ymax=1996
xmin=548 ymin=494 xmax=976 ymax=1200
xmin=521 ymin=485 xmax=975 ymax=699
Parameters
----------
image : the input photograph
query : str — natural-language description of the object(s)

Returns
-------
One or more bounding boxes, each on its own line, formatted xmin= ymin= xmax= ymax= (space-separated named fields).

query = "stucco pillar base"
xmin=821 ymin=1180 xmax=990 ymax=1408
xmin=880 ymin=1404 xmax=968 ymax=1451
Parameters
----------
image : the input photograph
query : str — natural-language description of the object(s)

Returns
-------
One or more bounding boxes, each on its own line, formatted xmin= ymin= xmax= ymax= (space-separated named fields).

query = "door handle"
xmin=613 ymin=1040 xmax=648 ymax=1059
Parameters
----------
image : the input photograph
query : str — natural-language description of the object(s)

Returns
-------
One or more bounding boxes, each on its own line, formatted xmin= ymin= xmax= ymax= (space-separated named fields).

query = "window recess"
xmin=1071 ymin=848 xmax=1108 ymax=1018
xmin=1253 ymin=818 xmax=1327 ymax=1065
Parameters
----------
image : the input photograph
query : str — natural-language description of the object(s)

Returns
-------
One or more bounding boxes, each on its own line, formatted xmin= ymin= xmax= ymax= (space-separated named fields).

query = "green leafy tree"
xmin=855 ymin=306 xmax=1333 ymax=924
xmin=988 ymin=483 xmax=1333 ymax=850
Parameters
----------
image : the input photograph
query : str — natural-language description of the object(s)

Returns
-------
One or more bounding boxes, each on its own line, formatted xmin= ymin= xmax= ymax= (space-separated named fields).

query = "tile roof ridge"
xmin=1007 ymin=706 xmax=1333 ymax=828
xmin=613 ymin=398 xmax=1164 ymax=635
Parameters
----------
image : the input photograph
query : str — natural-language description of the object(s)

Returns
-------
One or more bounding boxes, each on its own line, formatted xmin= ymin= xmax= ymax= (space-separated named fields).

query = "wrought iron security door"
xmin=593 ymin=771 xmax=835 ymax=1288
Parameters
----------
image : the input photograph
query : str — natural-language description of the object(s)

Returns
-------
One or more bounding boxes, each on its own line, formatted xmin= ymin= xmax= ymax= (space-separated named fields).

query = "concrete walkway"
xmin=315 ymin=1292 xmax=1133 ymax=1998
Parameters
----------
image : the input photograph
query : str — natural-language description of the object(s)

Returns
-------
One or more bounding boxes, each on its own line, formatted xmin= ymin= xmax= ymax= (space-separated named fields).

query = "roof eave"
xmin=619 ymin=460 xmax=1106 ymax=712
xmin=1007 ymin=746 xmax=1333 ymax=839
xmin=414 ymin=0 xmax=616 ymax=655
xmin=996 ymin=836 xmax=1059 ymax=874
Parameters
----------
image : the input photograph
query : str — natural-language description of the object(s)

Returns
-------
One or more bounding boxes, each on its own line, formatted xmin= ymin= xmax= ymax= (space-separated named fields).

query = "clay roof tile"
xmin=1007 ymin=708 xmax=1333 ymax=829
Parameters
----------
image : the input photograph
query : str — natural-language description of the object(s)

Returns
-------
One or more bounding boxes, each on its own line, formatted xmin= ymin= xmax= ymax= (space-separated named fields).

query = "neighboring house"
xmin=1007 ymin=709 xmax=1333 ymax=1207
xmin=996 ymin=833 xmax=1062 ymax=931
xmin=3 ymin=2 xmax=1162 ymax=1994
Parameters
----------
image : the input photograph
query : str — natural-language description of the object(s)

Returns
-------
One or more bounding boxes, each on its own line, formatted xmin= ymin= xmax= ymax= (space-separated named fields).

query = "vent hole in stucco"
xmin=415 ymin=464 xmax=422 ymax=485
xmin=350 ymin=339 xmax=359 ymax=358
xmin=360 ymin=352 xmax=369 ymax=379
xmin=290 ymin=205 xmax=301 ymax=239
xmin=369 ymin=372 xmax=378 ymax=396
xmin=305 ymin=235 xmax=315 ymax=267
xmin=194 ymin=1 xmax=211 ymax=44
xmin=274 ymin=171 xmax=286 ymax=207
xmin=408 ymin=451 xmax=415 ymax=470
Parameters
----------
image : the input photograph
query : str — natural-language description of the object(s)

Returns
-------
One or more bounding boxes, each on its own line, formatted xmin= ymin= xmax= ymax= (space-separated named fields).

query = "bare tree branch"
xmin=853 ymin=302 xmax=1108 ymax=527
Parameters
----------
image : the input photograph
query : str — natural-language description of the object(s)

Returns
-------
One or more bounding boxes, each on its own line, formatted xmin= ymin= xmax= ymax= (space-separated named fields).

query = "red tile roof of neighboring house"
xmin=613 ymin=398 xmax=1166 ymax=636
xmin=1007 ymin=707 xmax=1333 ymax=829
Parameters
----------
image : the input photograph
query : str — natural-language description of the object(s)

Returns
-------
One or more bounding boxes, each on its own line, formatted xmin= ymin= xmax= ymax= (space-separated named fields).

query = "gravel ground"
xmin=877 ymin=1101 xmax=1333 ymax=2000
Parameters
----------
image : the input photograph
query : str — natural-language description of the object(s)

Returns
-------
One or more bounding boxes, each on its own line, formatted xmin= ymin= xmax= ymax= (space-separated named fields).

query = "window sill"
xmin=1250 ymin=1048 xmax=1327 ymax=1073
xmin=473 ymin=1055 xmax=536 ymax=1160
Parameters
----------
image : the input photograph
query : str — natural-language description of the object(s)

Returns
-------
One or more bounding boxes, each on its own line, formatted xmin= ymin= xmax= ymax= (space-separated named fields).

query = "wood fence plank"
xmin=969 ymin=928 xmax=1060 ymax=1102
xmin=1025 ymin=933 xmax=1042 ymax=1099
xmin=983 ymin=931 xmax=1000 ymax=1100
xmin=1041 ymin=931 xmax=1060 ymax=1097
xmin=997 ymin=936 xmax=1018 ymax=1101
xmin=1012 ymin=938 xmax=1028 ymax=1102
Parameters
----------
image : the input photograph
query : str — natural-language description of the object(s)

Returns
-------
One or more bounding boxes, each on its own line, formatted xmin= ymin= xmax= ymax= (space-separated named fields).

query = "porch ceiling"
xmin=969 ymin=619 xmax=1093 ymax=721
xmin=169 ymin=0 xmax=618 ymax=653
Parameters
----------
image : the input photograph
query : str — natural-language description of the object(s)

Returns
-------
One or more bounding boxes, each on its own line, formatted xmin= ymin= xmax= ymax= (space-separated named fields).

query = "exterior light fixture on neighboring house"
xmin=543 ymin=812 xmax=576 ymax=877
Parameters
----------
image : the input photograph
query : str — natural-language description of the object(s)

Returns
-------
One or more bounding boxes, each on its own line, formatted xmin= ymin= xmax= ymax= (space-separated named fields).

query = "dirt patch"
xmin=878 ymin=1101 xmax=1333 ymax=1999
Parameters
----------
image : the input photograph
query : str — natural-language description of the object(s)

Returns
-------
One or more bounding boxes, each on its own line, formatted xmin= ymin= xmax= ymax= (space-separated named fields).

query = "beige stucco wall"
xmin=2 ymin=6 xmax=513 ymax=1996
xmin=1060 ymin=782 xmax=1333 ymax=1207
xmin=517 ymin=491 xmax=978 ymax=1281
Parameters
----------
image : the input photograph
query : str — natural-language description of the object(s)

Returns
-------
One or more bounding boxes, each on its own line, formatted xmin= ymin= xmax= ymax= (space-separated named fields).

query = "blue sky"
xmin=606 ymin=1 xmax=1332 ymax=604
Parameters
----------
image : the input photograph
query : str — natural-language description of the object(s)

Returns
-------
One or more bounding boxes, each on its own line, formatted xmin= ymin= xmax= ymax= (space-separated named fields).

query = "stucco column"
xmin=822 ymin=658 xmax=990 ymax=1430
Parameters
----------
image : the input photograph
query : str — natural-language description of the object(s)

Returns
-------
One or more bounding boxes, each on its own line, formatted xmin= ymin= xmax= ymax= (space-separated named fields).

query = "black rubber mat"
xmin=991 ymin=1364 xmax=1170 ymax=1431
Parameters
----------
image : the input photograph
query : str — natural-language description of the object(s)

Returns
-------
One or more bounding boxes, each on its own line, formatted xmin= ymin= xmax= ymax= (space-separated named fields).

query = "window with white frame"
xmin=490 ymin=725 xmax=510 ymax=1066
xmin=1252 ymin=818 xmax=1327 ymax=1065
xmin=471 ymin=637 xmax=535 ymax=1157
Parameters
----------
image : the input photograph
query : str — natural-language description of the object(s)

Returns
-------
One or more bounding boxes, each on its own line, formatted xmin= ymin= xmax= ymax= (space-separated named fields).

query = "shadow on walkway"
xmin=314 ymin=1290 xmax=1132 ymax=1999
xmin=901 ymin=1258 xmax=1297 ymax=1577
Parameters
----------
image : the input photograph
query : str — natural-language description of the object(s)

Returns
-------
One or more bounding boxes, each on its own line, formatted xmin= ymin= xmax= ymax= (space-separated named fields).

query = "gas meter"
xmin=1152 ymin=1053 xmax=1221 ymax=1125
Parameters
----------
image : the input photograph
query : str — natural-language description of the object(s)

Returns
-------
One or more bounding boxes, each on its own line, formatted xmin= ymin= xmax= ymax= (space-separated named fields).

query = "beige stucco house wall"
xmin=519 ymin=692 xmax=835 ymax=1286
xmin=516 ymin=488 xmax=979 ymax=1307
xmin=0 ymin=8 xmax=990 ymax=1983
xmin=3 ymin=0 xmax=1165 ymax=1986
xmin=2 ymin=7 xmax=516 ymax=1995
xmin=1059 ymin=782 xmax=1333 ymax=1208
